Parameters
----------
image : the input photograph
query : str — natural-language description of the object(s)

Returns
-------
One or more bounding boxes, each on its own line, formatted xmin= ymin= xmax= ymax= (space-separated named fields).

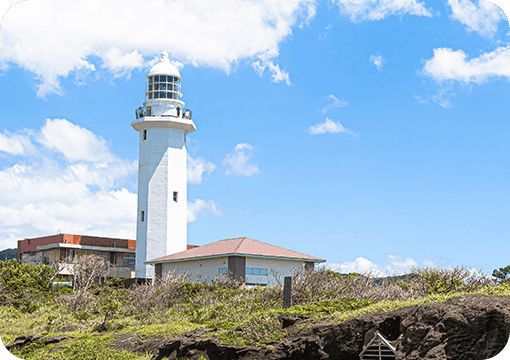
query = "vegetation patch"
xmin=1 ymin=258 xmax=509 ymax=359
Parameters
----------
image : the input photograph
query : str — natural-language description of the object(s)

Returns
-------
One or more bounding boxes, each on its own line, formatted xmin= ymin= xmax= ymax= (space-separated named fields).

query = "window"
xmin=141 ymin=211 xmax=145 ymax=222
xmin=218 ymin=268 xmax=228 ymax=275
xmin=145 ymin=75 xmax=182 ymax=101
xmin=123 ymin=254 xmax=135 ymax=268
xmin=143 ymin=129 xmax=147 ymax=140
xmin=246 ymin=268 xmax=268 ymax=276
xmin=173 ymin=191 xmax=178 ymax=202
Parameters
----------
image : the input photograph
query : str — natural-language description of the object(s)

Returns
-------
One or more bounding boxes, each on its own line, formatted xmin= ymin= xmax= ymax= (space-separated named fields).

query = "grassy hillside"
xmin=1 ymin=259 xmax=509 ymax=360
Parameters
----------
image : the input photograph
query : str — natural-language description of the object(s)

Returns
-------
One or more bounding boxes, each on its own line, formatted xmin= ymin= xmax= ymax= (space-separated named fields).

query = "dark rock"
xmin=396 ymin=295 xmax=510 ymax=360
xmin=5 ymin=335 xmax=42 ymax=351
xmin=5 ymin=334 xmax=72 ymax=351
xmin=279 ymin=314 xmax=311 ymax=329
xmin=41 ymin=335 xmax=73 ymax=345
xmin=108 ymin=295 xmax=510 ymax=360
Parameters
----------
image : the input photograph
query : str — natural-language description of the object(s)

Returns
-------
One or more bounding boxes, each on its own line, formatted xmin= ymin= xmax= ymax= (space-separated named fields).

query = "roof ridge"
xmin=233 ymin=237 xmax=245 ymax=253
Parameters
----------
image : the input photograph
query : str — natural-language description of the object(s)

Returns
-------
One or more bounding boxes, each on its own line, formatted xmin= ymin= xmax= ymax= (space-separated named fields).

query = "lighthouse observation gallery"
xmin=132 ymin=52 xmax=196 ymax=279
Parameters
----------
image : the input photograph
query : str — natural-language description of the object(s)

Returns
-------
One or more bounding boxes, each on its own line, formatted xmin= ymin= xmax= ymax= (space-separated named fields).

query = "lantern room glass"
xmin=145 ymin=74 xmax=182 ymax=101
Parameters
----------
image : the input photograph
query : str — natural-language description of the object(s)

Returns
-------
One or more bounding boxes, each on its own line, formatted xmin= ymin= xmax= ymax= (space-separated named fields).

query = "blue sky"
xmin=0 ymin=0 xmax=509 ymax=275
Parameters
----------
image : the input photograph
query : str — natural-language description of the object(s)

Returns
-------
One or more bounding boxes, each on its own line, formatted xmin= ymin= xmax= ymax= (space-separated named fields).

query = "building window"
xmin=218 ymin=268 xmax=228 ymax=275
xmin=173 ymin=191 xmax=178 ymax=202
xmin=141 ymin=211 xmax=145 ymax=222
xmin=143 ymin=129 xmax=147 ymax=140
xmin=123 ymin=254 xmax=135 ymax=268
xmin=246 ymin=268 xmax=268 ymax=276
xmin=145 ymin=74 xmax=182 ymax=101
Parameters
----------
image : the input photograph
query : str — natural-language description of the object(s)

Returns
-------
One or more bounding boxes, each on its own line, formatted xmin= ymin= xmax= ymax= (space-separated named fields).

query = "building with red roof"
xmin=145 ymin=237 xmax=326 ymax=286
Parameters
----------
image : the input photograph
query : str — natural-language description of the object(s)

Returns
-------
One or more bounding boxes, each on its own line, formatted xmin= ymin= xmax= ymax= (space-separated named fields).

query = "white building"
xmin=145 ymin=237 xmax=326 ymax=286
xmin=132 ymin=51 xmax=196 ymax=279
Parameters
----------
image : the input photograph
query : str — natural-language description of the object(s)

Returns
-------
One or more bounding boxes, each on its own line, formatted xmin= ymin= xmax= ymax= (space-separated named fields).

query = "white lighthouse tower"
xmin=132 ymin=51 xmax=196 ymax=279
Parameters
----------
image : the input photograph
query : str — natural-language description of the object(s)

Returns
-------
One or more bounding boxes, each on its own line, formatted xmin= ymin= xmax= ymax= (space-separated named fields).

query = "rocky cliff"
xmin=8 ymin=294 xmax=510 ymax=359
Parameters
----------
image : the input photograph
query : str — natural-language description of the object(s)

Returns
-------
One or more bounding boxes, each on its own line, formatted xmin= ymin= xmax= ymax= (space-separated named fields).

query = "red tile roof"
xmin=145 ymin=237 xmax=325 ymax=264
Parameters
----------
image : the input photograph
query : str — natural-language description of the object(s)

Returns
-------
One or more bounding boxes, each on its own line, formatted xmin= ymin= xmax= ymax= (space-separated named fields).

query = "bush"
xmin=0 ymin=260 xmax=65 ymax=309
xmin=492 ymin=266 xmax=510 ymax=284
xmin=411 ymin=266 xmax=494 ymax=295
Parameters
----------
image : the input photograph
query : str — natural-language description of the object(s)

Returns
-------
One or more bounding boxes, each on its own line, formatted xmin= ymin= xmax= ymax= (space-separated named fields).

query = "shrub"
xmin=411 ymin=266 xmax=494 ymax=295
xmin=0 ymin=260 xmax=66 ymax=309
xmin=492 ymin=266 xmax=510 ymax=284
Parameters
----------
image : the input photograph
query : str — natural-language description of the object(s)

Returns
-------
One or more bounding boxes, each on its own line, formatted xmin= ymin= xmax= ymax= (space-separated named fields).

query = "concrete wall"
xmin=80 ymin=236 xmax=135 ymax=249
xmin=18 ymin=234 xmax=63 ymax=260
xmin=161 ymin=256 xmax=229 ymax=283
xmin=245 ymin=258 xmax=308 ymax=286
xmin=159 ymin=256 xmax=313 ymax=286
xmin=108 ymin=267 xmax=133 ymax=278
xmin=136 ymin=125 xmax=188 ymax=279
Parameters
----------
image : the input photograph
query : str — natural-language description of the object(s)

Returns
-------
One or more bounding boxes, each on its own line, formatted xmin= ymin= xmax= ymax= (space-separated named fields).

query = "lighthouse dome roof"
xmin=148 ymin=51 xmax=180 ymax=77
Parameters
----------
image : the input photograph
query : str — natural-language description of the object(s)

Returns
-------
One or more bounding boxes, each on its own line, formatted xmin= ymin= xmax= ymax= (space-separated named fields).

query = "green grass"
xmin=9 ymin=334 xmax=153 ymax=360
xmin=2 ymin=264 xmax=510 ymax=360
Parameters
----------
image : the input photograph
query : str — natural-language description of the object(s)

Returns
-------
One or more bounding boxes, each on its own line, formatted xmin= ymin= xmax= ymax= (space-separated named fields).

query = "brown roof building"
xmin=146 ymin=237 xmax=325 ymax=286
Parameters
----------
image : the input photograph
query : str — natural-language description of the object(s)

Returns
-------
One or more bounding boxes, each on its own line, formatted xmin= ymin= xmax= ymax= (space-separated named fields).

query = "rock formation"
xmin=126 ymin=295 xmax=510 ymax=360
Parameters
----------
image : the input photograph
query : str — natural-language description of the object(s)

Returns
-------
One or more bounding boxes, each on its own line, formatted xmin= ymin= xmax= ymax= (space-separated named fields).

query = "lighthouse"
xmin=132 ymin=51 xmax=196 ymax=279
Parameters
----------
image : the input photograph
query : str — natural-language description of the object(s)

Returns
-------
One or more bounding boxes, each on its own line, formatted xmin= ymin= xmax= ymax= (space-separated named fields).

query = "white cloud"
xmin=324 ymin=254 xmax=429 ymax=276
xmin=308 ymin=118 xmax=357 ymax=136
xmin=223 ymin=143 xmax=261 ymax=177
xmin=422 ymin=46 xmax=510 ymax=84
xmin=187 ymin=153 xmax=216 ymax=184
xmin=325 ymin=257 xmax=381 ymax=274
xmin=413 ymin=94 xmax=428 ymax=104
xmin=332 ymin=0 xmax=432 ymax=22
xmin=370 ymin=53 xmax=384 ymax=70
xmin=321 ymin=94 xmax=348 ymax=113
xmin=448 ymin=0 xmax=505 ymax=37
xmin=38 ymin=118 xmax=116 ymax=163
xmin=0 ymin=0 xmax=315 ymax=97
xmin=251 ymin=49 xmax=291 ymax=85
xmin=187 ymin=199 xmax=222 ymax=222
xmin=431 ymin=87 xmax=453 ymax=108
xmin=100 ymin=48 xmax=145 ymax=79
xmin=0 ymin=130 xmax=35 ymax=156
xmin=0 ymin=119 xmax=139 ymax=248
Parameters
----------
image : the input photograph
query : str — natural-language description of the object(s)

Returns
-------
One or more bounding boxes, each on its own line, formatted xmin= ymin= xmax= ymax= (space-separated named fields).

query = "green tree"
xmin=492 ymin=266 xmax=510 ymax=284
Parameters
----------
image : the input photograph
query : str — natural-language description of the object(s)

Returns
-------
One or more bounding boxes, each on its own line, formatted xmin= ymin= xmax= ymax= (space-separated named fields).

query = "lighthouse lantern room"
xmin=132 ymin=51 xmax=196 ymax=279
